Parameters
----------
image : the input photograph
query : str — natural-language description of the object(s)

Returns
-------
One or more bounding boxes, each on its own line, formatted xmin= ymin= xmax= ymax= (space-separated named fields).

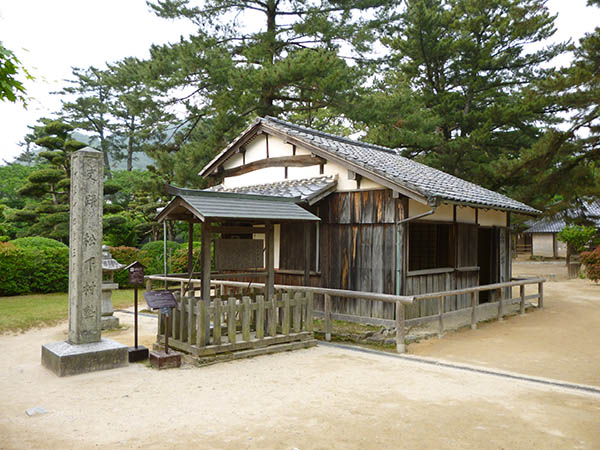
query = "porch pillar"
xmin=265 ymin=221 xmax=276 ymax=336
xmin=187 ymin=221 xmax=194 ymax=276
xmin=201 ymin=220 xmax=211 ymax=344
xmin=303 ymin=222 xmax=311 ymax=287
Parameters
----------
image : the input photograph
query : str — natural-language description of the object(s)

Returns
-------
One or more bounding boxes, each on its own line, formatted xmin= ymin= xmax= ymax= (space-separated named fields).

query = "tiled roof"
xmin=205 ymin=175 xmax=337 ymax=205
xmin=524 ymin=200 xmax=600 ymax=233
xmin=524 ymin=218 xmax=566 ymax=233
xmin=158 ymin=188 xmax=320 ymax=222
xmin=259 ymin=117 xmax=539 ymax=214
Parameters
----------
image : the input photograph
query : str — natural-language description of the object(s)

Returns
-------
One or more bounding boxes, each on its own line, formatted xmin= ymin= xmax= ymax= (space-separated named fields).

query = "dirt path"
xmin=1 ymin=274 xmax=599 ymax=449
xmin=410 ymin=277 xmax=600 ymax=387
xmin=0 ymin=323 xmax=599 ymax=450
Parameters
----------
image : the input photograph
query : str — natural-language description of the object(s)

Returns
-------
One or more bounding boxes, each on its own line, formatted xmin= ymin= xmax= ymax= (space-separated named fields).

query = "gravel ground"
xmin=0 ymin=262 xmax=598 ymax=449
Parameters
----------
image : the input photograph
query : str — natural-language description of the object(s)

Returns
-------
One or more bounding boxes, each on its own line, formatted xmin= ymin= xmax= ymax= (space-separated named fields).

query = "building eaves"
xmin=205 ymin=175 xmax=338 ymax=205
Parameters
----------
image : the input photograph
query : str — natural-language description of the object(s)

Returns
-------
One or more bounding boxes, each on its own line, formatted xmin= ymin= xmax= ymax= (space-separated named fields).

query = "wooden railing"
xmin=412 ymin=277 xmax=545 ymax=337
xmin=146 ymin=275 xmax=414 ymax=353
xmin=146 ymin=275 xmax=544 ymax=354
xmin=146 ymin=279 xmax=315 ymax=358
xmin=516 ymin=243 xmax=532 ymax=254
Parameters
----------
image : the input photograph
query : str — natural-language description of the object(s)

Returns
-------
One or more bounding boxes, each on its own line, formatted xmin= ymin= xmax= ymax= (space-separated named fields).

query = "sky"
xmin=1 ymin=0 xmax=599 ymax=165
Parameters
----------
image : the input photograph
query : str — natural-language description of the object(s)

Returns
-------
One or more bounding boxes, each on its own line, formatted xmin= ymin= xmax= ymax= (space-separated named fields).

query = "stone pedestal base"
xmin=101 ymin=315 xmax=120 ymax=330
xmin=42 ymin=339 xmax=128 ymax=377
xmin=128 ymin=345 xmax=149 ymax=362
xmin=149 ymin=350 xmax=181 ymax=370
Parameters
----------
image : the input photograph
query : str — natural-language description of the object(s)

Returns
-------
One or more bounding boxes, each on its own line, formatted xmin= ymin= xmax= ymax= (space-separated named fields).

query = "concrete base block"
xmin=149 ymin=350 xmax=181 ymax=370
xmin=101 ymin=315 xmax=120 ymax=330
xmin=128 ymin=346 xmax=149 ymax=362
xmin=42 ymin=339 xmax=128 ymax=377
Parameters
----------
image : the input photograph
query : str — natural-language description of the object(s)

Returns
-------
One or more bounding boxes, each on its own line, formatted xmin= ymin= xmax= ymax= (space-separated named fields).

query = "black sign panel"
xmin=128 ymin=266 xmax=145 ymax=285
xmin=144 ymin=290 xmax=177 ymax=310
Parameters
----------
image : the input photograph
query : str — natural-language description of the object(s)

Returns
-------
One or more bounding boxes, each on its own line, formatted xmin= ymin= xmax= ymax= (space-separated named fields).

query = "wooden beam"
xmin=265 ymin=133 xmax=269 ymax=158
xmin=187 ymin=222 xmax=194 ymax=275
xmin=201 ymin=220 xmax=211 ymax=344
xmin=209 ymin=225 xmax=265 ymax=235
xmin=217 ymin=155 xmax=326 ymax=178
xmin=304 ymin=222 xmax=311 ymax=287
xmin=265 ymin=222 xmax=276 ymax=337
xmin=261 ymin=123 xmax=429 ymax=204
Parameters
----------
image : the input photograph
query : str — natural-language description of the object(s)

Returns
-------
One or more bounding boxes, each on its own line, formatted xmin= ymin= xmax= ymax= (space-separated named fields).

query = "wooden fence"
xmin=147 ymin=279 xmax=315 ymax=358
xmin=146 ymin=275 xmax=544 ymax=355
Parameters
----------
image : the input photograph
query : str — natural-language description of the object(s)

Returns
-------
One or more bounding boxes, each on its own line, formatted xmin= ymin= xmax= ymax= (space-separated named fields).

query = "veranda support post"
xmin=201 ymin=220 xmax=211 ymax=344
xmin=324 ymin=294 xmax=332 ymax=341
xmin=470 ymin=291 xmax=477 ymax=330
xmin=265 ymin=221 xmax=276 ymax=337
xmin=395 ymin=300 xmax=405 ymax=353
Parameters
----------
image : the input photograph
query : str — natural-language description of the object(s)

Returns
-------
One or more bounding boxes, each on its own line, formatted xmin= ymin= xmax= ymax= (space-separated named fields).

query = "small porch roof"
xmin=157 ymin=187 xmax=320 ymax=223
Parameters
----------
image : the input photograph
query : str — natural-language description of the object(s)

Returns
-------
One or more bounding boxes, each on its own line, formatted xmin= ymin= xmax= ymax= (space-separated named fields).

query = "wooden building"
xmin=524 ymin=200 xmax=600 ymax=258
xmin=183 ymin=117 xmax=540 ymax=321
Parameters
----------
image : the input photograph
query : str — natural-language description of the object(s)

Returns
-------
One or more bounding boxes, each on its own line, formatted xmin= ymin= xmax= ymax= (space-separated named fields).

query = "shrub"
xmin=110 ymin=246 xmax=140 ymax=288
xmin=0 ymin=242 xmax=69 ymax=296
xmin=581 ymin=245 xmax=600 ymax=283
xmin=139 ymin=240 xmax=181 ymax=276
xmin=9 ymin=236 xmax=68 ymax=249
xmin=171 ymin=242 xmax=202 ymax=274
xmin=557 ymin=225 xmax=597 ymax=253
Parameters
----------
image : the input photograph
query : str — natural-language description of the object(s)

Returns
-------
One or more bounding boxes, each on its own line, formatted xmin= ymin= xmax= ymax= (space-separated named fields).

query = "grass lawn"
xmin=0 ymin=289 xmax=135 ymax=334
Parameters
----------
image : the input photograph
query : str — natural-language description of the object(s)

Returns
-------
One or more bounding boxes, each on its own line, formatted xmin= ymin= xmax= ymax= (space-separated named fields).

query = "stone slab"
xmin=101 ymin=316 xmax=120 ymax=330
xmin=128 ymin=346 xmax=149 ymax=363
xmin=41 ymin=338 xmax=128 ymax=377
xmin=149 ymin=350 xmax=181 ymax=370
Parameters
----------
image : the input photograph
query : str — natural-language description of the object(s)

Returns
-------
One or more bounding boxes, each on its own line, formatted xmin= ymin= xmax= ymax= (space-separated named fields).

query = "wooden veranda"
xmin=152 ymin=188 xmax=322 ymax=361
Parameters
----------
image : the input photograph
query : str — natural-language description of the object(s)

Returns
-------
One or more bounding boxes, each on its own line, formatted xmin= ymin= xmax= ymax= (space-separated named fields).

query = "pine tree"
xmin=500 ymin=0 xmax=600 ymax=210
xmin=9 ymin=121 xmax=86 ymax=242
xmin=356 ymin=0 xmax=565 ymax=194
xmin=57 ymin=67 xmax=114 ymax=176
xmin=142 ymin=0 xmax=396 ymax=187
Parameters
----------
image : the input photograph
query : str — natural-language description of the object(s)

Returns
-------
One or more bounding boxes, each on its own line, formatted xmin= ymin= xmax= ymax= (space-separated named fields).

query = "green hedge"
xmin=110 ymin=246 xmax=141 ymax=288
xmin=9 ymin=237 xmax=68 ymax=249
xmin=139 ymin=240 xmax=181 ymax=277
xmin=0 ymin=243 xmax=69 ymax=296
xmin=0 ymin=239 xmax=200 ymax=296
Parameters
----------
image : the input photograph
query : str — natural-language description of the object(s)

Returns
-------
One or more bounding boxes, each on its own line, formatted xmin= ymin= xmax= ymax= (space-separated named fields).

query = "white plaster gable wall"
xmin=408 ymin=199 xmax=507 ymax=226
xmin=221 ymin=132 xmax=384 ymax=191
xmin=456 ymin=205 xmax=476 ymax=223
xmin=408 ymin=199 xmax=454 ymax=222
xmin=224 ymin=167 xmax=285 ymax=188
xmin=478 ymin=209 xmax=507 ymax=227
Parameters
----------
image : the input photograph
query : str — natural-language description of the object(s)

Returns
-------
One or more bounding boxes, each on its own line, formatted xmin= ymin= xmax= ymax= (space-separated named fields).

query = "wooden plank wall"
xmin=319 ymin=190 xmax=397 ymax=319
xmin=403 ymin=270 xmax=479 ymax=319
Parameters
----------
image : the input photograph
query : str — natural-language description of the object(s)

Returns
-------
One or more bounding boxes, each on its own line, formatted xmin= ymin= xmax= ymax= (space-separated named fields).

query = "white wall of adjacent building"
xmin=531 ymin=233 xmax=567 ymax=258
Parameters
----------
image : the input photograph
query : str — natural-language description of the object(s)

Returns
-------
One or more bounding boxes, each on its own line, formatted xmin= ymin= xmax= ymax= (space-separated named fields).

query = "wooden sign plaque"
xmin=143 ymin=290 xmax=177 ymax=310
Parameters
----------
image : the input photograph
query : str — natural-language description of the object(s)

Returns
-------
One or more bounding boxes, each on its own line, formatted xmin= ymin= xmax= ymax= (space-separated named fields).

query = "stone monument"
xmin=42 ymin=147 xmax=128 ymax=376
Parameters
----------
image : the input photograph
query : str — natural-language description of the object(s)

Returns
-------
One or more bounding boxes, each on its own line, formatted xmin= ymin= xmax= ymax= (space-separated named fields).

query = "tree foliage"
xmin=142 ymin=0 xmax=396 ymax=187
xmin=0 ymin=41 xmax=33 ymax=105
xmin=513 ymin=0 xmax=600 ymax=209
xmin=354 ymin=0 xmax=565 ymax=203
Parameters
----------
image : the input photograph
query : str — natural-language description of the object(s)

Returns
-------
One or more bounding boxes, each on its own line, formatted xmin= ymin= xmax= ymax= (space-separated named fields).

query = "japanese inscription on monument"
xmin=68 ymin=148 xmax=104 ymax=344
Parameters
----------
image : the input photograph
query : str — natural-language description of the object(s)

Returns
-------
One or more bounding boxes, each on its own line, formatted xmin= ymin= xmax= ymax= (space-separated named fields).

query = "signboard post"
xmin=122 ymin=262 xmax=149 ymax=362
xmin=143 ymin=289 xmax=181 ymax=369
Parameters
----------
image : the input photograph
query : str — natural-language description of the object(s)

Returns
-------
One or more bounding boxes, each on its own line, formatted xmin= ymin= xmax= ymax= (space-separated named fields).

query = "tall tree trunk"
xmin=127 ymin=117 xmax=135 ymax=171
xmin=259 ymin=1 xmax=277 ymax=116
xmin=100 ymin=130 xmax=112 ymax=179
